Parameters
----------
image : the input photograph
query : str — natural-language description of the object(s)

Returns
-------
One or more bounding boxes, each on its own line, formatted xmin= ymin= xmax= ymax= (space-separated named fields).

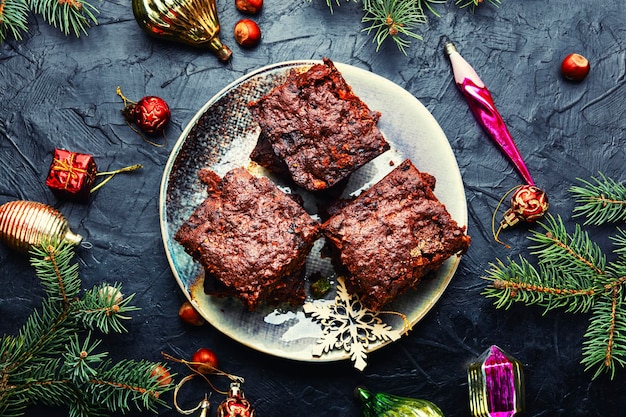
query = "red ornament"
xmin=561 ymin=53 xmax=590 ymax=82
xmin=46 ymin=148 xmax=97 ymax=203
xmin=150 ymin=364 xmax=173 ymax=387
xmin=191 ymin=348 xmax=219 ymax=374
xmin=116 ymin=87 xmax=171 ymax=146
xmin=216 ymin=383 xmax=256 ymax=417
xmin=122 ymin=95 xmax=171 ymax=135
xmin=233 ymin=19 xmax=261 ymax=47
xmin=178 ymin=301 xmax=205 ymax=326
xmin=494 ymin=185 xmax=549 ymax=247
xmin=235 ymin=0 xmax=263 ymax=14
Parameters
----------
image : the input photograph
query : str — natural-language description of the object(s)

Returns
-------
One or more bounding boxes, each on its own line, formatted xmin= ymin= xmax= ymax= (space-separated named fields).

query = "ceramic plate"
xmin=159 ymin=60 xmax=467 ymax=362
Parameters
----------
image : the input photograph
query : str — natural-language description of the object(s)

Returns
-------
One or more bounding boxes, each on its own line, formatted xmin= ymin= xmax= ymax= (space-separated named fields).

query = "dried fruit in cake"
xmin=174 ymin=167 xmax=320 ymax=310
xmin=321 ymin=159 xmax=471 ymax=311
xmin=248 ymin=58 xmax=390 ymax=192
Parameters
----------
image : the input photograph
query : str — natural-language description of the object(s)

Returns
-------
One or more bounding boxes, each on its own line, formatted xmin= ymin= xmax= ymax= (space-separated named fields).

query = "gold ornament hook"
xmin=174 ymin=374 xmax=211 ymax=416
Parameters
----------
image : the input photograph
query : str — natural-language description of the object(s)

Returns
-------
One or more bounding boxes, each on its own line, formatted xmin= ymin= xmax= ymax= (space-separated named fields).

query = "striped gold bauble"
xmin=0 ymin=200 xmax=83 ymax=253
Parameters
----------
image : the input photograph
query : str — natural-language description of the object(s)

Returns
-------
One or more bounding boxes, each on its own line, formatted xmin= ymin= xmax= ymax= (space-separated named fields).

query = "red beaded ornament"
xmin=493 ymin=185 xmax=549 ymax=247
xmin=216 ymin=383 xmax=255 ymax=417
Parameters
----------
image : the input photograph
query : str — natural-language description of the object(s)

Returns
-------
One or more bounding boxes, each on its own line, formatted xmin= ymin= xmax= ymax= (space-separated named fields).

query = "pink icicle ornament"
xmin=444 ymin=42 xmax=535 ymax=186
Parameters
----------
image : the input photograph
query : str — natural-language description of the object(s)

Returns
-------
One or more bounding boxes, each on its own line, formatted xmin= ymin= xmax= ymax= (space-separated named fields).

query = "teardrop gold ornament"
xmin=0 ymin=201 xmax=83 ymax=254
xmin=132 ymin=0 xmax=232 ymax=62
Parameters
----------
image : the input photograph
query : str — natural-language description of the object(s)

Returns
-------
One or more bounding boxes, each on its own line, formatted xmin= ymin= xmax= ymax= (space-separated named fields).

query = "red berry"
xmin=178 ymin=301 xmax=204 ymax=326
xmin=191 ymin=348 xmax=219 ymax=374
xmin=235 ymin=0 xmax=263 ymax=14
xmin=150 ymin=364 xmax=172 ymax=386
xmin=234 ymin=19 xmax=261 ymax=48
xmin=561 ymin=53 xmax=590 ymax=82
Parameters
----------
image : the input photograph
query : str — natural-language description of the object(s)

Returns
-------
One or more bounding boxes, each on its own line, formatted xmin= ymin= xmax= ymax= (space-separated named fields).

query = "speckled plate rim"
xmin=159 ymin=60 xmax=468 ymax=363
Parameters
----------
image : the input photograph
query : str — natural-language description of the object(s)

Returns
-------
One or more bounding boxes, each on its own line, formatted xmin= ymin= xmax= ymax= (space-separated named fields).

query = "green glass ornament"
xmin=356 ymin=387 xmax=445 ymax=417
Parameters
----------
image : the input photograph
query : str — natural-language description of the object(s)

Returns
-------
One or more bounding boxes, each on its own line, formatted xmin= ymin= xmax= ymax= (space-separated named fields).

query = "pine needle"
xmin=570 ymin=172 xmax=626 ymax=226
xmin=0 ymin=0 xmax=30 ymax=42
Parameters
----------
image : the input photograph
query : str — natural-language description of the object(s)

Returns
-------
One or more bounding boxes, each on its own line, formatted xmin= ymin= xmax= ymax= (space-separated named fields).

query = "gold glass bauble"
xmin=132 ymin=0 xmax=232 ymax=62
xmin=0 ymin=200 xmax=83 ymax=253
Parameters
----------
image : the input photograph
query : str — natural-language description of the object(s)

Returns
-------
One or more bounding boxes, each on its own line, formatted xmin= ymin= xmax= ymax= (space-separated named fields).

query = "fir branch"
xmin=0 ymin=0 xmax=30 ymax=43
xmin=0 ymin=241 xmax=173 ymax=416
xmin=528 ymin=214 xmax=606 ymax=278
xmin=610 ymin=228 xmax=626 ymax=256
xmin=30 ymin=242 xmax=81 ymax=305
xmin=62 ymin=333 xmax=107 ymax=383
xmin=483 ymin=256 xmax=597 ymax=314
xmin=361 ymin=0 xmax=425 ymax=54
xmin=581 ymin=287 xmax=626 ymax=379
xmin=570 ymin=172 xmax=626 ymax=226
xmin=87 ymin=359 xmax=170 ymax=414
xmin=74 ymin=283 xmax=140 ymax=334
xmin=456 ymin=0 xmax=500 ymax=9
xmin=27 ymin=0 xmax=99 ymax=38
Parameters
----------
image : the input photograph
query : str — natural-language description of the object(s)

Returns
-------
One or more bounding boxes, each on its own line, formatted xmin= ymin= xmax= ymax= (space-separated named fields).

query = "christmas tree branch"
xmin=570 ymin=172 xmax=626 ymax=226
xmin=529 ymin=214 xmax=606 ymax=277
xmin=0 ymin=241 xmax=173 ymax=416
xmin=581 ymin=286 xmax=626 ymax=379
xmin=483 ymin=173 xmax=626 ymax=379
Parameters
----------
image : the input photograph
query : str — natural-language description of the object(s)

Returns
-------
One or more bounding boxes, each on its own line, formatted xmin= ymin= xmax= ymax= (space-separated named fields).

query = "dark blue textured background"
xmin=1 ymin=0 xmax=625 ymax=416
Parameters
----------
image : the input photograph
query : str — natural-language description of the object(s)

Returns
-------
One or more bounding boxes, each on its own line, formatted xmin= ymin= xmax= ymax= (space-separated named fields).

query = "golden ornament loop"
xmin=174 ymin=374 xmax=212 ymax=416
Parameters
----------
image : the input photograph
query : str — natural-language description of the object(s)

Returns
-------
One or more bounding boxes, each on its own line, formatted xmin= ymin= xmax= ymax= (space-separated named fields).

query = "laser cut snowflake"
xmin=303 ymin=277 xmax=402 ymax=371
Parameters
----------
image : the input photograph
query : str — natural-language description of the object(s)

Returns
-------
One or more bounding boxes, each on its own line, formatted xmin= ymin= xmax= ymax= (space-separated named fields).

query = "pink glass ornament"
xmin=467 ymin=345 xmax=525 ymax=417
xmin=444 ymin=42 xmax=535 ymax=186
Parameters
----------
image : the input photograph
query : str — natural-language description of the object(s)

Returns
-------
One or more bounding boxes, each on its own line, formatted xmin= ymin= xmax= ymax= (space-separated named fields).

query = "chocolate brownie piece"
xmin=248 ymin=58 xmax=390 ymax=191
xmin=175 ymin=167 xmax=320 ymax=310
xmin=321 ymin=159 xmax=470 ymax=311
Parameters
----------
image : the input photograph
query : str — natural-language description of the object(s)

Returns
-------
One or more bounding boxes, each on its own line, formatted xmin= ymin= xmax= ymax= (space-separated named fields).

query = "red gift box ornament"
xmin=46 ymin=149 xmax=97 ymax=203
xmin=46 ymin=149 xmax=142 ymax=203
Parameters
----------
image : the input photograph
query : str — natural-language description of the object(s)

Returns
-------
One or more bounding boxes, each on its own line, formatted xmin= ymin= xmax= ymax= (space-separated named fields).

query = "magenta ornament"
xmin=467 ymin=345 xmax=525 ymax=417
xmin=444 ymin=42 xmax=535 ymax=186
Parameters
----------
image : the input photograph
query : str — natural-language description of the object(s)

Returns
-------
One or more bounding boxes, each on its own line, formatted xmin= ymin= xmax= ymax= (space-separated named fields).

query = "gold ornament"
xmin=132 ymin=0 xmax=232 ymax=62
xmin=0 ymin=200 xmax=83 ymax=253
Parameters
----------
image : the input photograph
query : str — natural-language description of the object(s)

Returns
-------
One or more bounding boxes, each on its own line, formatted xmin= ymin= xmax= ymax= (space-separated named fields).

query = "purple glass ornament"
xmin=467 ymin=345 xmax=525 ymax=417
xmin=445 ymin=42 xmax=535 ymax=186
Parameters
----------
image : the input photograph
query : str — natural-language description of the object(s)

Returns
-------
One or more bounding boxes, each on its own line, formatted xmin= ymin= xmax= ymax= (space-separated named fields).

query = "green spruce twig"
xmin=361 ymin=0 xmax=426 ymax=54
xmin=312 ymin=0 xmax=500 ymax=53
xmin=0 ymin=0 xmax=99 ymax=43
xmin=455 ymin=0 xmax=500 ymax=10
xmin=0 ymin=240 xmax=173 ymax=417
xmin=0 ymin=0 xmax=30 ymax=43
xmin=483 ymin=174 xmax=626 ymax=380
xmin=570 ymin=172 xmax=626 ymax=225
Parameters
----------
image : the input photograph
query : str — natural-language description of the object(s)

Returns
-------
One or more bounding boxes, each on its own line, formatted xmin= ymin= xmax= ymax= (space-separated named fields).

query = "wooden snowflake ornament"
xmin=303 ymin=277 xmax=403 ymax=371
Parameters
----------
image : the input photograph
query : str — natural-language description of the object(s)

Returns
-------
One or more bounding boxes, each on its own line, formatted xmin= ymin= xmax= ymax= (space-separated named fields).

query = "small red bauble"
xmin=501 ymin=185 xmax=549 ymax=229
xmin=178 ymin=301 xmax=204 ymax=326
xmin=123 ymin=95 xmax=171 ymax=135
xmin=235 ymin=0 xmax=263 ymax=14
xmin=191 ymin=348 xmax=219 ymax=374
xmin=561 ymin=53 xmax=590 ymax=82
xmin=234 ymin=19 xmax=261 ymax=47
xmin=150 ymin=364 xmax=172 ymax=386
